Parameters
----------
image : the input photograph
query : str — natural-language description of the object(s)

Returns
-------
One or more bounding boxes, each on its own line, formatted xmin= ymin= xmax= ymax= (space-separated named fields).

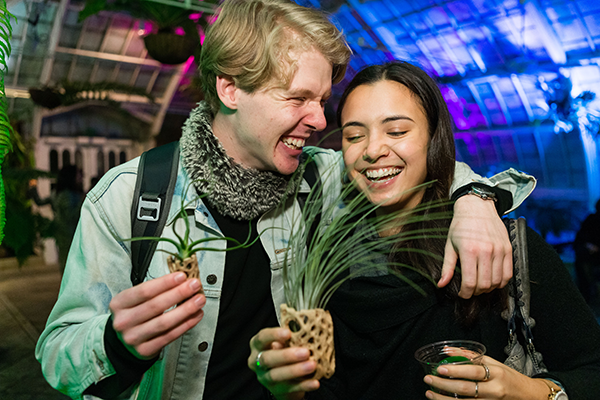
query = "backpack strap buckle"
xmin=137 ymin=194 xmax=161 ymax=222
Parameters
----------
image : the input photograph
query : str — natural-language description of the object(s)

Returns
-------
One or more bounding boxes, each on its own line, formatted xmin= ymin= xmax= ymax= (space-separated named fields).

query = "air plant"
xmin=276 ymin=158 xmax=451 ymax=380
xmin=0 ymin=0 xmax=16 ymax=245
xmin=121 ymin=180 xmax=267 ymax=280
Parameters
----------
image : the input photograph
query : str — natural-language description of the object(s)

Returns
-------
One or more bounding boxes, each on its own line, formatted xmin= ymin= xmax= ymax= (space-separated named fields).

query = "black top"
xmin=307 ymin=226 xmax=600 ymax=400
xmin=202 ymin=200 xmax=278 ymax=399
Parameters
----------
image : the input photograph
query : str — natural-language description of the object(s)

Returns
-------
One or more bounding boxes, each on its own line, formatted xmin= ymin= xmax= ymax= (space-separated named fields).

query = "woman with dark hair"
xmin=249 ymin=62 xmax=600 ymax=400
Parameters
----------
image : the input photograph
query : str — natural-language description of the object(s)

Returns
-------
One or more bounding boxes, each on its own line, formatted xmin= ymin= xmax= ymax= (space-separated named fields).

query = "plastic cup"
xmin=414 ymin=340 xmax=486 ymax=397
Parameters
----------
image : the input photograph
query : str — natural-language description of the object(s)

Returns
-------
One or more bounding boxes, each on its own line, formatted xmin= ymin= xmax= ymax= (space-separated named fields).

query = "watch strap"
xmin=451 ymin=183 xmax=513 ymax=216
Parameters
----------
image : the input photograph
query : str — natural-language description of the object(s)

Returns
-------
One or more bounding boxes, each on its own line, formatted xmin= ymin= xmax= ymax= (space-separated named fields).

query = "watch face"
xmin=555 ymin=390 xmax=569 ymax=400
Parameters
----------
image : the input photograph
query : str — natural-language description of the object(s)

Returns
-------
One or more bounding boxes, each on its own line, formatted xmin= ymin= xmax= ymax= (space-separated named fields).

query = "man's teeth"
xmin=282 ymin=137 xmax=305 ymax=150
xmin=365 ymin=167 xmax=402 ymax=181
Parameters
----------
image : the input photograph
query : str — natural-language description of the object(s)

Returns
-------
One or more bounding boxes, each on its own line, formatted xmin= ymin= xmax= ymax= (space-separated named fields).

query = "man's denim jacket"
xmin=35 ymin=147 xmax=535 ymax=399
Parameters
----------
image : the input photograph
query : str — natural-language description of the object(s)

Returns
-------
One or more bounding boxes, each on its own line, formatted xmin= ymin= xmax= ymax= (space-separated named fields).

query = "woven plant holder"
xmin=280 ymin=304 xmax=335 ymax=380
xmin=167 ymin=253 xmax=200 ymax=281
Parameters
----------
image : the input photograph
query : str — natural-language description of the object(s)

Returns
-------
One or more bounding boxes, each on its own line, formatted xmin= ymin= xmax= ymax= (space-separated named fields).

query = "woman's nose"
xmin=363 ymin=136 xmax=390 ymax=162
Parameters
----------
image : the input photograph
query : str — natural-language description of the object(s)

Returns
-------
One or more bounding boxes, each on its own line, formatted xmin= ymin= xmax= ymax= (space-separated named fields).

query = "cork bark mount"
xmin=280 ymin=304 xmax=335 ymax=380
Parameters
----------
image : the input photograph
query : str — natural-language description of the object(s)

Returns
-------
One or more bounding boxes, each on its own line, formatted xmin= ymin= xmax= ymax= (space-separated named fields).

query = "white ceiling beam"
xmin=510 ymin=74 xmax=535 ymax=122
xmin=150 ymin=62 xmax=189 ymax=138
xmin=56 ymin=46 xmax=162 ymax=67
xmin=40 ymin=0 xmax=70 ymax=85
xmin=10 ymin=3 xmax=29 ymax=87
xmin=466 ymin=81 xmax=491 ymax=127
xmin=488 ymin=78 xmax=512 ymax=126
xmin=523 ymin=0 xmax=567 ymax=65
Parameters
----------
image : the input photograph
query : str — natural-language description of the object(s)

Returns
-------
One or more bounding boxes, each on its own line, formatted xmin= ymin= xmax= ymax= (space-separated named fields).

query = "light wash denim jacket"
xmin=35 ymin=147 xmax=535 ymax=399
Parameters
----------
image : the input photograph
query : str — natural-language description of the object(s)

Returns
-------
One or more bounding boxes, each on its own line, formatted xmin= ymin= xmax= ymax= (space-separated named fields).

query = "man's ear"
xmin=216 ymin=75 xmax=238 ymax=110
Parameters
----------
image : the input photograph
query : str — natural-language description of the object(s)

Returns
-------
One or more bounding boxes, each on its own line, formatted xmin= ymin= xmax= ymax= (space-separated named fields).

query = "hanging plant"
xmin=0 ymin=0 xmax=17 ymax=245
xmin=27 ymin=81 xmax=155 ymax=109
xmin=79 ymin=0 xmax=215 ymax=65
xmin=276 ymin=160 xmax=448 ymax=380
xmin=28 ymin=86 xmax=63 ymax=109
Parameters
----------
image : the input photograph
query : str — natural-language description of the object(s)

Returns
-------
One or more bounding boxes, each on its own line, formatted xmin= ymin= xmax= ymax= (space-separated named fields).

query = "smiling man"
xmin=36 ymin=1 xmax=535 ymax=399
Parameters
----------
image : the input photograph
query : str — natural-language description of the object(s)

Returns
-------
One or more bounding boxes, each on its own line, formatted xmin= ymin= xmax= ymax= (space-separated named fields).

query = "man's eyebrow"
xmin=287 ymin=88 xmax=332 ymax=99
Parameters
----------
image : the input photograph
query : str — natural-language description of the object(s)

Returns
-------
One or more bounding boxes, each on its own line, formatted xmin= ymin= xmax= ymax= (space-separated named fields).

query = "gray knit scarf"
xmin=179 ymin=102 xmax=302 ymax=221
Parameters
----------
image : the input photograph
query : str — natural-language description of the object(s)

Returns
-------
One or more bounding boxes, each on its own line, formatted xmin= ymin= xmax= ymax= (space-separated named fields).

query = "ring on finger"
xmin=482 ymin=364 xmax=490 ymax=381
xmin=474 ymin=381 xmax=479 ymax=398
xmin=255 ymin=351 xmax=267 ymax=370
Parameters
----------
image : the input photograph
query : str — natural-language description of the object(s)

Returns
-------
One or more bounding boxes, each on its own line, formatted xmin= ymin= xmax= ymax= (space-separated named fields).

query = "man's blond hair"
xmin=199 ymin=0 xmax=351 ymax=113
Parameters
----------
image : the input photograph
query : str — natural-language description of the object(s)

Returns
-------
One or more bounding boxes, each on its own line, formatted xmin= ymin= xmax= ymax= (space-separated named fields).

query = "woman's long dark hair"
xmin=337 ymin=62 xmax=502 ymax=325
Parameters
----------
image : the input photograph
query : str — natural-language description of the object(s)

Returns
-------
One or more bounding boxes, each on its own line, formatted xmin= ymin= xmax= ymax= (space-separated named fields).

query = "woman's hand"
xmin=439 ymin=195 xmax=513 ymax=298
xmin=248 ymin=327 xmax=320 ymax=400
xmin=423 ymin=356 xmax=556 ymax=399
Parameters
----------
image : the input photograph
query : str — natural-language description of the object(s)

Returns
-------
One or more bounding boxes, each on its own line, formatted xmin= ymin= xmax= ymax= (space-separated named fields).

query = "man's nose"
xmin=304 ymin=102 xmax=327 ymax=132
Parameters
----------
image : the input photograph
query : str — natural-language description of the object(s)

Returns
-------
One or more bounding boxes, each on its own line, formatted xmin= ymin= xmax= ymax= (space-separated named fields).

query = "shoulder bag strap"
xmin=130 ymin=141 xmax=180 ymax=286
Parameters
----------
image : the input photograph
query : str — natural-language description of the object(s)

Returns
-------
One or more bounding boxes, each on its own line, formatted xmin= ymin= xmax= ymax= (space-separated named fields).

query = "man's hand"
xmin=109 ymin=272 xmax=206 ymax=359
xmin=438 ymin=195 xmax=512 ymax=298
xmin=248 ymin=327 xmax=319 ymax=400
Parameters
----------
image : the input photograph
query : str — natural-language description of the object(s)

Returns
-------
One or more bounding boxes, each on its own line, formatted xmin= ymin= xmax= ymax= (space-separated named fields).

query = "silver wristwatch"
xmin=545 ymin=382 xmax=569 ymax=400
xmin=467 ymin=185 xmax=497 ymax=202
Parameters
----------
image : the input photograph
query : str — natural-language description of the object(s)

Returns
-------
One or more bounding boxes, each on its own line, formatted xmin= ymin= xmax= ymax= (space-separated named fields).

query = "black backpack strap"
xmin=130 ymin=141 xmax=180 ymax=286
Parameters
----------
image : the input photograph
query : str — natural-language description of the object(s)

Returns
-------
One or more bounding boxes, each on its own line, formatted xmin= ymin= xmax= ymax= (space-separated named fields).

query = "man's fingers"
xmin=133 ymin=307 xmax=205 ymax=359
xmin=120 ymin=293 xmax=206 ymax=346
xmin=111 ymin=272 xmax=188 ymax=309
xmin=112 ymin=277 xmax=203 ymax=329
xmin=438 ymin=238 xmax=458 ymax=288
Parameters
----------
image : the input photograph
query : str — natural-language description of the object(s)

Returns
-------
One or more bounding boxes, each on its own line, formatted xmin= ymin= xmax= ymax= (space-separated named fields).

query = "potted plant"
xmin=0 ymin=0 xmax=16 ymax=245
xmin=79 ymin=0 xmax=214 ymax=65
xmin=277 ymin=161 xmax=446 ymax=380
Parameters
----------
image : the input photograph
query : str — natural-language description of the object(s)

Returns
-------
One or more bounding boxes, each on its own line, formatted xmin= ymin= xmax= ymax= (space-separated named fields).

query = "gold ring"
xmin=474 ymin=381 xmax=479 ymax=398
xmin=482 ymin=364 xmax=490 ymax=381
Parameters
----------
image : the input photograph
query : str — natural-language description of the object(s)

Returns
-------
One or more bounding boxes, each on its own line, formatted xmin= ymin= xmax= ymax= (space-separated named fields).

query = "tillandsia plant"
xmin=121 ymin=181 xmax=266 ymax=282
xmin=0 ymin=0 xmax=16 ymax=245
xmin=276 ymin=158 xmax=451 ymax=380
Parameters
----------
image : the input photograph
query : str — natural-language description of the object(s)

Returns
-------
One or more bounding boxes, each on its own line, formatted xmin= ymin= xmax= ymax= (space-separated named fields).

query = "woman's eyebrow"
xmin=382 ymin=115 xmax=414 ymax=124
xmin=341 ymin=121 xmax=366 ymax=130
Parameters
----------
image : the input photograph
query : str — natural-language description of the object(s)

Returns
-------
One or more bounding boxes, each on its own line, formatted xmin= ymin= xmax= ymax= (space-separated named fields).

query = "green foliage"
xmin=0 ymin=0 xmax=16 ymax=245
xmin=280 ymin=160 xmax=450 ymax=311
xmin=2 ymin=128 xmax=54 ymax=264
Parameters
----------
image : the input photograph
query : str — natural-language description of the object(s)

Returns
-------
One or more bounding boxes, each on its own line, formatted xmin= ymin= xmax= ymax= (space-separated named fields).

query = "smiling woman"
xmin=248 ymin=61 xmax=600 ymax=400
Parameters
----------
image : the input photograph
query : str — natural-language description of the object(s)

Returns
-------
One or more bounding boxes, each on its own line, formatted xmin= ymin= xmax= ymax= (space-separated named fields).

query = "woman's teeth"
xmin=282 ymin=137 xmax=305 ymax=150
xmin=365 ymin=167 xmax=402 ymax=182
